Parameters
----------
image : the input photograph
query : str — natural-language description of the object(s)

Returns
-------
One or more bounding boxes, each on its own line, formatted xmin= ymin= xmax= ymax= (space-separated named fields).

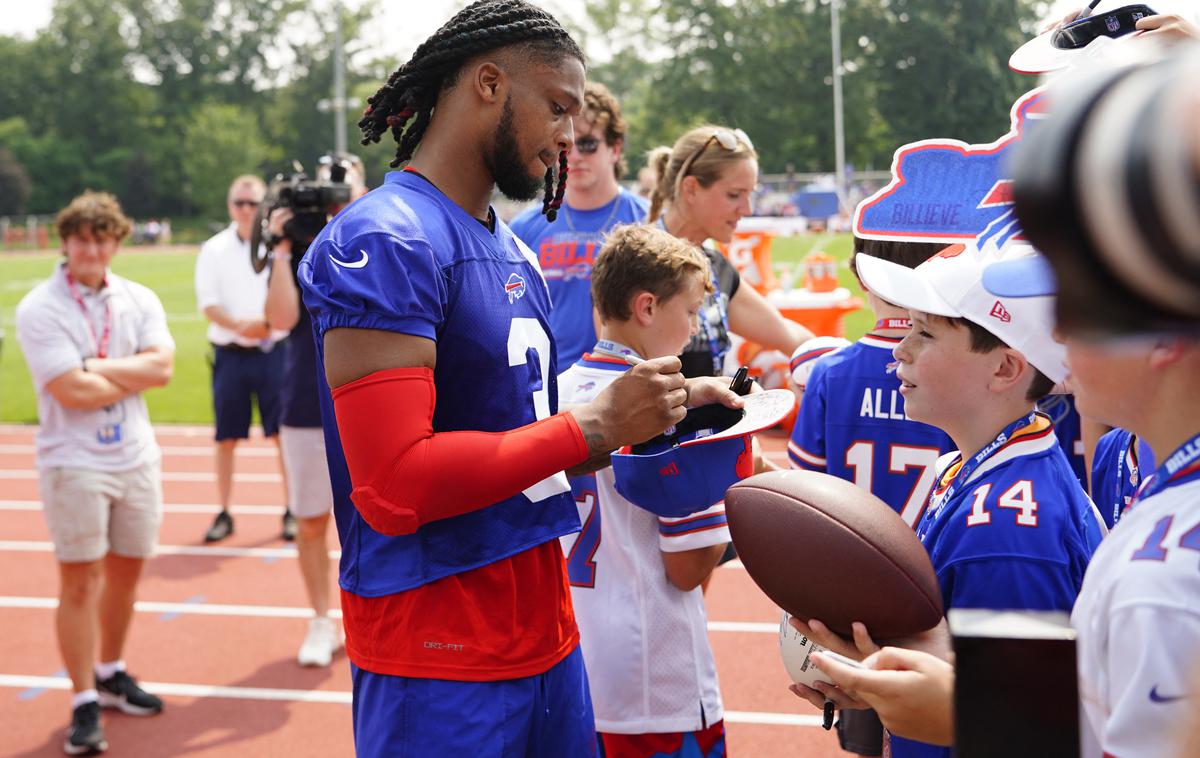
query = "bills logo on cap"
xmin=854 ymin=88 xmax=1048 ymax=246
xmin=504 ymin=273 xmax=526 ymax=303
xmin=989 ymin=301 xmax=1013 ymax=323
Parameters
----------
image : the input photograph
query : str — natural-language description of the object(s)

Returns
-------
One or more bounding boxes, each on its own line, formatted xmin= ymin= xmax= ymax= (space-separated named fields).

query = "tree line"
xmin=0 ymin=0 xmax=1040 ymax=220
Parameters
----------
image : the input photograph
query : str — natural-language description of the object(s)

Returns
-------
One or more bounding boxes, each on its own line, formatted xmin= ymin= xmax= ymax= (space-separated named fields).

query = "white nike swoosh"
xmin=331 ymin=250 xmax=369 ymax=269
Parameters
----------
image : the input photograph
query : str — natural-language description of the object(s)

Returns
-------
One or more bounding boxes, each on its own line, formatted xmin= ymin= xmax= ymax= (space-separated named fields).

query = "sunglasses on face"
xmin=678 ymin=128 xmax=754 ymax=183
xmin=573 ymin=136 xmax=604 ymax=155
xmin=231 ymin=199 xmax=260 ymax=209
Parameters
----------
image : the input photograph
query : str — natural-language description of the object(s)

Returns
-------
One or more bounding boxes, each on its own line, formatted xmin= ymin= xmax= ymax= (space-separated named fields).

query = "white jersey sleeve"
xmin=657 ymin=502 xmax=731 ymax=553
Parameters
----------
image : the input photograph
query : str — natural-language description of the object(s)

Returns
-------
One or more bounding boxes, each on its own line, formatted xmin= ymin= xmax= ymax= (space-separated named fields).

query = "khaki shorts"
xmin=279 ymin=425 xmax=334 ymax=520
xmin=39 ymin=462 xmax=163 ymax=563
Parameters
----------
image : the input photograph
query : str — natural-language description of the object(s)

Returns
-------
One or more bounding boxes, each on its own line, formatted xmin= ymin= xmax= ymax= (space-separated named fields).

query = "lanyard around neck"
xmin=65 ymin=269 xmax=111 ymax=359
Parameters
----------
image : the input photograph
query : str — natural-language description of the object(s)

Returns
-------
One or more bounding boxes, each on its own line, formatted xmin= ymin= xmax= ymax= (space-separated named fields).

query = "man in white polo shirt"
xmin=194 ymin=174 xmax=290 ymax=543
xmin=16 ymin=191 xmax=175 ymax=755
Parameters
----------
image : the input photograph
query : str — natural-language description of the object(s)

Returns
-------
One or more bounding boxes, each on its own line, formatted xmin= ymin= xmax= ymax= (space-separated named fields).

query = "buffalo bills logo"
xmin=504 ymin=273 xmax=526 ymax=303
xmin=577 ymin=381 xmax=596 ymax=393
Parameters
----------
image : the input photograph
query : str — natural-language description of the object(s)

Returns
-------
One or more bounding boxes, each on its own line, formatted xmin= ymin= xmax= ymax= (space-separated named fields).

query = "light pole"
xmin=830 ymin=0 xmax=847 ymax=213
xmin=333 ymin=1 xmax=347 ymax=155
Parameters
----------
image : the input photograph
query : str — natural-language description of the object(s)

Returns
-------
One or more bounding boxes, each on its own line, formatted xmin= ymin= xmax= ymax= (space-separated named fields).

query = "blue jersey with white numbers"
xmin=1090 ymin=427 xmax=1155 ymax=531
xmin=298 ymin=170 xmax=579 ymax=597
xmin=916 ymin=415 xmax=1103 ymax=611
xmin=787 ymin=335 xmax=954 ymax=527
xmin=893 ymin=416 xmax=1104 ymax=758
xmin=510 ymin=189 xmax=648 ymax=369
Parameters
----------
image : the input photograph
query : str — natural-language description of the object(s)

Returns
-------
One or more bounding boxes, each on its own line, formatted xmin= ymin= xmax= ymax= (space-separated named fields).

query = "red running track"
xmin=0 ymin=425 xmax=846 ymax=757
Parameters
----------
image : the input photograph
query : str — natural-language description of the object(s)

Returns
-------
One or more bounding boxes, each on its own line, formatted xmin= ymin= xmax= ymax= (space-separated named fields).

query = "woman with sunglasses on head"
xmin=647 ymin=125 xmax=814 ymax=379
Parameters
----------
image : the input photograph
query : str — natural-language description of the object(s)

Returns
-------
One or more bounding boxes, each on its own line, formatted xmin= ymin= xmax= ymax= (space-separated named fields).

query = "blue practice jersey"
xmin=1039 ymin=394 xmax=1087 ymax=489
xmin=916 ymin=415 xmax=1102 ymax=612
xmin=894 ymin=415 xmax=1104 ymax=758
xmin=510 ymin=189 xmax=648 ymax=369
xmin=1090 ymin=427 xmax=1155 ymax=531
xmin=298 ymin=170 xmax=580 ymax=597
xmin=787 ymin=334 xmax=954 ymax=526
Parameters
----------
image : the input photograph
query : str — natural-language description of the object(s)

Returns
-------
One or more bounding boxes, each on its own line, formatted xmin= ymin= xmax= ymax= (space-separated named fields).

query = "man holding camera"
xmin=194 ymin=175 xmax=291 ymax=543
xmin=264 ymin=155 xmax=368 ymax=667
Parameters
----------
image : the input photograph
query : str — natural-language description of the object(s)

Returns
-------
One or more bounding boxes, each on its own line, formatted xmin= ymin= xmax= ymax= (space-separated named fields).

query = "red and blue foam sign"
xmin=853 ymin=88 xmax=1049 ymax=247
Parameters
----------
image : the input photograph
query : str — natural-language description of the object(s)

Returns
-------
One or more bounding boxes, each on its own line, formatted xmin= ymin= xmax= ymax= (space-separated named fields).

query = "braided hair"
xmin=359 ymin=0 xmax=583 ymax=220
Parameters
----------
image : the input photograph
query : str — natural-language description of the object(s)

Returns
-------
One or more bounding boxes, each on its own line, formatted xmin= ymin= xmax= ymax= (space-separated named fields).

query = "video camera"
xmin=250 ymin=155 xmax=354 ymax=273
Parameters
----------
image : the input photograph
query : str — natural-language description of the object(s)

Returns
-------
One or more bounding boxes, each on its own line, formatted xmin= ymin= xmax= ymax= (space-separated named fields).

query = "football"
xmin=726 ymin=470 xmax=943 ymax=639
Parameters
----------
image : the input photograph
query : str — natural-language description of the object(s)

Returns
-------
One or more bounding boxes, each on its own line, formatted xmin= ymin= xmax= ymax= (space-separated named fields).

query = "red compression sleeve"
xmin=332 ymin=367 xmax=590 ymax=536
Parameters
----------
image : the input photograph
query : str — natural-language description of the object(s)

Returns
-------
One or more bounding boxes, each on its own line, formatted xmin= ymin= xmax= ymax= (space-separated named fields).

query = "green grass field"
xmin=0 ymin=233 xmax=865 ymax=424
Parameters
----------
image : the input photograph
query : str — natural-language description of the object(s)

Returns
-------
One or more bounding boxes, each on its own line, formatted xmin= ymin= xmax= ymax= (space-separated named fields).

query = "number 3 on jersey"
xmin=564 ymin=475 xmax=601 ymax=587
xmin=508 ymin=318 xmax=569 ymax=501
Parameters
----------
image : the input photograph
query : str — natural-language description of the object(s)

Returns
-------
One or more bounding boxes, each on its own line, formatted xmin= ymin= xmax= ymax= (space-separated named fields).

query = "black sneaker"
xmin=64 ymin=701 xmax=106 ymax=755
xmin=204 ymin=510 xmax=233 ymax=543
xmin=96 ymin=671 xmax=163 ymax=716
xmin=281 ymin=510 xmax=297 ymax=542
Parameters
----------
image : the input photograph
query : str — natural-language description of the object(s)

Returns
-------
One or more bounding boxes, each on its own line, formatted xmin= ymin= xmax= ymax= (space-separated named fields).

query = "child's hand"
xmin=807 ymin=647 xmax=956 ymax=746
xmin=1135 ymin=13 xmax=1200 ymax=42
xmin=683 ymin=376 xmax=745 ymax=409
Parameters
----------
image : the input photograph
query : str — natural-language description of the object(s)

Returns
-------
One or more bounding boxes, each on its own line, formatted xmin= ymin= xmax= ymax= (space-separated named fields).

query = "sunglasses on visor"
xmin=1052 ymin=4 xmax=1155 ymax=49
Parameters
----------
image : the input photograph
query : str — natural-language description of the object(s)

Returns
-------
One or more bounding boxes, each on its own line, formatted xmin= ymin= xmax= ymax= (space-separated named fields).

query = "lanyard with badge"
xmin=918 ymin=412 xmax=1040 ymax=540
xmin=1130 ymin=430 xmax=1200 ymax=505
xmin=65 ymin=269 xmax=123 ymax=444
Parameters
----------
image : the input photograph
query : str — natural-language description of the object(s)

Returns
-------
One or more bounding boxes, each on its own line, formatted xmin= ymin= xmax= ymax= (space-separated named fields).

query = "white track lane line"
xmin=0 ymin=540 xmax=336 ymax=560
xmin=0 ymin=539 xmax=743 ymax=568
xmin=0 ymin=595 xmax=779 ymax=634
xmin=0 ymin=444 xmax=279 ymax=457
xmin=0 ymin=500 xmax=286 ymax=515
xmin=0 ymin=469 xmax=282 ymax=483
xmin=0 ymin=676 xmax=822 ymax=726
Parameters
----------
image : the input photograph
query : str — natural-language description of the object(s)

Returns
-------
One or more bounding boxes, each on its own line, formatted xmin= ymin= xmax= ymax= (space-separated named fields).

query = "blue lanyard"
xmin=929 ymin=412 xmax=1040 ymax=515
xmin=592 ymin=339 xmax=644 ymax=365
xmin=1132 ymin=430 xmax=1200 ymax=503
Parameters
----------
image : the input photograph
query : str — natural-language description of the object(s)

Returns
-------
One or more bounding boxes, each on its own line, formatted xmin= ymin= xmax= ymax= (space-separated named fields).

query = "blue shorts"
xmin=350 ymin=646 xmax=597 ymax=758
xmin=211 ymin=344 xmax=284 ymax=441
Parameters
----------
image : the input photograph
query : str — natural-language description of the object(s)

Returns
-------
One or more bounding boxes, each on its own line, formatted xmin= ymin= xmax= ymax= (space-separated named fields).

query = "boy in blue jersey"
xmin=788 ymin=237 xmax=954 ymax=757
xmin=511 ymin=82 xmax=648 ymax=369
xmin=790 ymin=243 xmax=1104 ymax=758
xmin=296 ymin=3 xmax=741 ymax=756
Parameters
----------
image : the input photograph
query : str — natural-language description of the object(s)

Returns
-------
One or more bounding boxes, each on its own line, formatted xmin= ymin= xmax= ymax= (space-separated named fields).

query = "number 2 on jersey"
xmin=565 ymin=476 xmax=601 ymax=587
xmin=845 ymin=442 xmax=941 ymax=527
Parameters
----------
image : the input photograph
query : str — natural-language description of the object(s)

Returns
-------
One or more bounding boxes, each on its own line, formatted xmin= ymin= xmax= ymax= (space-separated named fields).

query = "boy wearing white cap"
xmin=838 ymin=242 xmax=1106 ymax=758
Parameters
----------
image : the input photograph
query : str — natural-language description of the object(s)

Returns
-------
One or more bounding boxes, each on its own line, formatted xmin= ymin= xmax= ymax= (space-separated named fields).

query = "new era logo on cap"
xmin=659 ymin=462 xmax=680 ymax=477
xmin=990 ymin=300 xmax=1013 ymax=323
